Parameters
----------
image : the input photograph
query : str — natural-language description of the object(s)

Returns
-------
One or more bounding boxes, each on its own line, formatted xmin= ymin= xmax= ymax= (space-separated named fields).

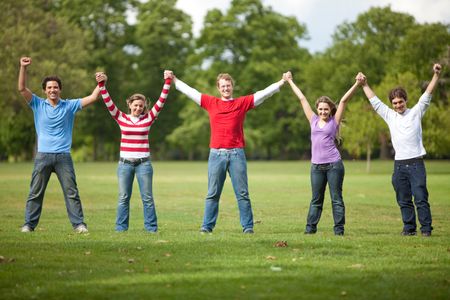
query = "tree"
xmin=52 ymin=0 xmax=138 ymax=160
xmin=134 ymin=0 xmax=193 ymax=159
xmin=168 ymin=0 xmax=310 ymax=159
xmin=0 ymin=0 xmax=92 ymax=161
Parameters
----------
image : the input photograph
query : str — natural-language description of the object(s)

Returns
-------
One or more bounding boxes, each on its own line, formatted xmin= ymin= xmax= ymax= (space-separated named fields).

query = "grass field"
xmin=0 ymin=160 xmax=449 ymax=299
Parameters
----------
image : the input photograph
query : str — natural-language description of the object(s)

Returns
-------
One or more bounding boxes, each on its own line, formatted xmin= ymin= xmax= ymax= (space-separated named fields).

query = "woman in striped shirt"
xmin=96 ymin=73 xmax=171 ymax=232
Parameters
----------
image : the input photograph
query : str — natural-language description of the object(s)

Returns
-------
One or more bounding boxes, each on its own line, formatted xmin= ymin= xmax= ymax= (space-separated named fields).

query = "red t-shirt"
xmin=201 ymin=94 xmax=255 ymax=148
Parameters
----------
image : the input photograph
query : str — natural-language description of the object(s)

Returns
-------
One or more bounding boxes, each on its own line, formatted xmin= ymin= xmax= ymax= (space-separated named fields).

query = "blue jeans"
xmin=24 ymin=153 xmax=85 ymax=229
xmin=392 ymin=159 xmax=432 ymax=233
xmin=116 ymin=159 xmax=157 ymax=232
xmin=202 ymin=148 xmax=253 ymax=232
xmin=306 ymin=160 xmax=345 ymax=234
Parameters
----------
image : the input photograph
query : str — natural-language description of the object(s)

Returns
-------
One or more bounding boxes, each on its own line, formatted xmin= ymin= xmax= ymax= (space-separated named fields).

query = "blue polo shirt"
xmin=29 ymin=94 xmax=82 ymax=153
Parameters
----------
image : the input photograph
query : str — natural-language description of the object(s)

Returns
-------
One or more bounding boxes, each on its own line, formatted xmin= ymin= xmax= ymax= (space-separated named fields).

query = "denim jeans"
xmin=392 ymin=159 xmax=432 ymax=233
xmin=202 ymin=148 xmax=253 ymax=232
xmin=306 ymin=160 xmax=345 ymax=234
xmin=24 ymin=152 xmax=85 ymax=229
xmin=116 ymin=159 xmax=157 ymax=232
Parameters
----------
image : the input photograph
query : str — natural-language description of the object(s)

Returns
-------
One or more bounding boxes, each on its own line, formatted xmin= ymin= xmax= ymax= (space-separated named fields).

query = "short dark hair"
xmin=388 ymin=87 xmax=407 ymax=103
xmin=42 ymin=76 xmax=62 ymax=90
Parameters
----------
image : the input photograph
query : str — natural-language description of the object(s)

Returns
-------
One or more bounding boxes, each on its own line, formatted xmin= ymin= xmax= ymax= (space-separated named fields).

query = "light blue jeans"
xmin=201 ymin=148 xmax=253 ymax=232
xmin=116 ymin=159 xmax=157 ymax=232
xmin=24 ymin=152 xmax=85 ymax=229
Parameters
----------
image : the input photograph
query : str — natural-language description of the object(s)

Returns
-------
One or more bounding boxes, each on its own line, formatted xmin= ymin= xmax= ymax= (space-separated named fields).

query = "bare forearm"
xmin=288 ymin=80 xmax=313 ymax=121
xmin=18 ymin=66 xmax=32 ymax=101
xmin=426 ymin=73 xmax=440 ymax=95
xmin=81 ymin=86 xmax=100 ymax=108
xmin=18 ymin=66 xmax=27 ymax=91
xmin=340 ymin=82 xmax=359 ymax=103
xmin=362 ymin=84 xmax=376 ymax=99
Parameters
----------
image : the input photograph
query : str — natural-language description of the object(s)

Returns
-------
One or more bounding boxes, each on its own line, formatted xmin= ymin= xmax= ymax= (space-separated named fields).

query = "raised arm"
xmin=358 ymin=72 xmax=376 ymax=100
xmin=253 ymin=76 xmax=286 ymax=106
xmin=97 ymin=73 xmax=122 ymax=120
xmin=164 ymin=70 xmax=201 ymax=105
xmin=18 ymin=57 xmax=33 ymax=103
xmin=334 ymin=77 xmax=360 ymax=124
xmin=81 ymin=73 xmax=105 ymax=108
xmin=285 ymin=71 xmax=314 ymax=122
xmin=147 ymin=77 xmax=172 ymax=124
xmin=425 ymin=63 xmax=442 ymax=95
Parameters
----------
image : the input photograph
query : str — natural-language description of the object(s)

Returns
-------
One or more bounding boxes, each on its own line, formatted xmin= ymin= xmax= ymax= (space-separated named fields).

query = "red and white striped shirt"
xmin=98 ymin=79 xmax=171 ymax=159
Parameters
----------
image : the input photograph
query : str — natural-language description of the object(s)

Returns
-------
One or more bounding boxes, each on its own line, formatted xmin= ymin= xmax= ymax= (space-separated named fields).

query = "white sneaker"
xmin=21 ymin=225 xmax=33 ymax=233
xmin=74 ymin=224 xmax=88 ymax=234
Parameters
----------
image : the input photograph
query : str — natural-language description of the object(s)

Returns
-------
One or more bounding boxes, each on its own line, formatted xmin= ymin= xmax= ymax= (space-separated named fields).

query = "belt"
xmin=395 ymin=157 xmax=423 ymax=164
xmin=119 ymin=157 xmax=149 ymax=166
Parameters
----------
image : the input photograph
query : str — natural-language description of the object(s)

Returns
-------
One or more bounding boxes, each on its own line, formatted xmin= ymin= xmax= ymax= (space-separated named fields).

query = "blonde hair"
xmin=216 ymin=73 xmax=235 ymax=88
xmin=315 ymin=96 xmax=337 ymax=116
xmin=126 ymin=93 xmax=149 ymax=114
xmin=315 ymin=96 xmax=341 ymax=145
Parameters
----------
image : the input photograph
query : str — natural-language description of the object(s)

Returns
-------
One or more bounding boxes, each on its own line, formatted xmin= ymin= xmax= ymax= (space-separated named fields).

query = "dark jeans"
xmin=24 ymin=153 xmax=85 ymax=229
xmin=306 ymin=160 xmax=345 ymax=234
xmin=392 ymin=158 xmax=432 ymax=233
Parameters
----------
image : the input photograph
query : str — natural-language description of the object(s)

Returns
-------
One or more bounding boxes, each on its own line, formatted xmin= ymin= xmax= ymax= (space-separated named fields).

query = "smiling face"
xmin=217 ymin=78 xmax=234 ymax=100
xmin=44 ymin=81 xmax=61 ymax=103
xmin=128 ymin=99 xmax=146 ymax=117
xmin=391 ymin=97 xmax=407 ymax=114
xmin=317 ymin=102 xmax=331 ymax=121
xmin=315 ymin=96 xmax=336 ymax=121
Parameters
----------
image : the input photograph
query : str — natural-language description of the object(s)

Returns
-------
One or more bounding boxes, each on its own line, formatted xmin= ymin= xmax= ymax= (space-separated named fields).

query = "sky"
xmin=174 ymin=0 xmax=450 ymax=53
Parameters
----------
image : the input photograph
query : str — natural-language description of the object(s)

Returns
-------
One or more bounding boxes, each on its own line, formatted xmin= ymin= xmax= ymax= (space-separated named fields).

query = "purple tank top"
xmin=310 ymin=114 xmax=341 ymax=164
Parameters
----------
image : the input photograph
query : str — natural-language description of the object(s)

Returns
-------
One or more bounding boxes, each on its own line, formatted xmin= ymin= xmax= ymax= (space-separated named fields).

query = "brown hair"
xmin=42 ymin=76 xmax=62 ymax=90
xmin=126 ymin=93 xmax=149 ymax=114
xmin=388 ymin=87 xmax=408 ymax=103
xmin=216 ymin=73 xmax=235 ymax=88
xmin=315 ymin=96 xmax=337 ymax=116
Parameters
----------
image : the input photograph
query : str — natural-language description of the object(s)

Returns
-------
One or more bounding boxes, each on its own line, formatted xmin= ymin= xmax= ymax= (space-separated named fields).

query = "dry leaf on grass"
xmin=274 ymin=241 xmax=288 ymax=247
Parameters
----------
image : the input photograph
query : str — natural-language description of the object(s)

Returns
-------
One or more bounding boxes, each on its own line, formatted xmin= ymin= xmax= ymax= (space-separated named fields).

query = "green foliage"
xmin=0 ymin=0 xmax=93 ymax=160
xmin=170 ymin=0 xmax=310 ymax=159
xmin=0 ymin=2 xmax=448 ymax=161
xmin=134 ymin=0 xmax=193 ymax=157
xmin=310 ymin=6 xmax=450 ymax=161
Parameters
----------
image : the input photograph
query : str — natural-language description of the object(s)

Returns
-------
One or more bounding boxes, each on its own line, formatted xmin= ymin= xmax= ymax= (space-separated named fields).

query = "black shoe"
xmin=401 ymin=231 xmax=417 ymax=236
xmin=421 ymin=231 xmax=432 ymax=237
xmin=335 ymin=232 xmax=344 ymax=236
xmin=304 ymin=231 xmax=316 ymax=235
xmin=199 ymin=228 xmax=212 ymax=234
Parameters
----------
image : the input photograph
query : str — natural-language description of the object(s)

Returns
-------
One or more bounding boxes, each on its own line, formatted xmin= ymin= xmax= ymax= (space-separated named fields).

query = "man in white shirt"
xmin=357 ymin=64 xmax=441 ymax=237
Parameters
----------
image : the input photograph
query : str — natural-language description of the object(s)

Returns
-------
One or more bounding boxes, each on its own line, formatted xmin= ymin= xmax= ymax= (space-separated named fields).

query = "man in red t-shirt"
xmin=165 ymin=70 xmax=286 ymax=234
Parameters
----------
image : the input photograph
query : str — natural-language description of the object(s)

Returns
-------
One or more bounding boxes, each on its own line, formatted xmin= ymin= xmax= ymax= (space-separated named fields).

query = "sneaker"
xmin=401 ymin=231 xmax=417 ymax=236
xmin=21 ymin=225 xmax=33 ymax=233
xmin=335 ymin=232 xmax=344 ymax=236
xmin=421 ymin=231 xmax=432 ymax=237
xmin=243 ymin=228 xmax=254 ymax=234
xmin=74 ymin=224 xmax=88 ymax=234
xmin=304 ymin=231 xmax=316 ymax=235
xmin=199 ymin=228 xmax=212 ymax=234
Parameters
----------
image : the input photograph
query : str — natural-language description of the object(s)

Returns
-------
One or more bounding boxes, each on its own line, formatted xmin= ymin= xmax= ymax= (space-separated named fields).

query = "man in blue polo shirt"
xmin=18 ymin=57 xmax=105 ymax=233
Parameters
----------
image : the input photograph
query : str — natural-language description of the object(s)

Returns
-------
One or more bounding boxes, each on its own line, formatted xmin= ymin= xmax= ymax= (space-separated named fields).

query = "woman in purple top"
xmin=284 ymin=71 xmax=360 ymax=235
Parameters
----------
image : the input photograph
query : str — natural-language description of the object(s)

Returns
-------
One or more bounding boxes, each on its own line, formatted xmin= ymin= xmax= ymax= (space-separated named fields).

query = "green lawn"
xmin=0 ymin=161 xmax=449 ymax=299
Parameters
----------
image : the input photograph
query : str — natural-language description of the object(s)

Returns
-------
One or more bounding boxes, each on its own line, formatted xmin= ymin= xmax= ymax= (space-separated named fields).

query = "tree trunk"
xmin=366 ymin=142 xmax=372 ymax=173
xmin=379 ymin=133 xmax=390 ymax=159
